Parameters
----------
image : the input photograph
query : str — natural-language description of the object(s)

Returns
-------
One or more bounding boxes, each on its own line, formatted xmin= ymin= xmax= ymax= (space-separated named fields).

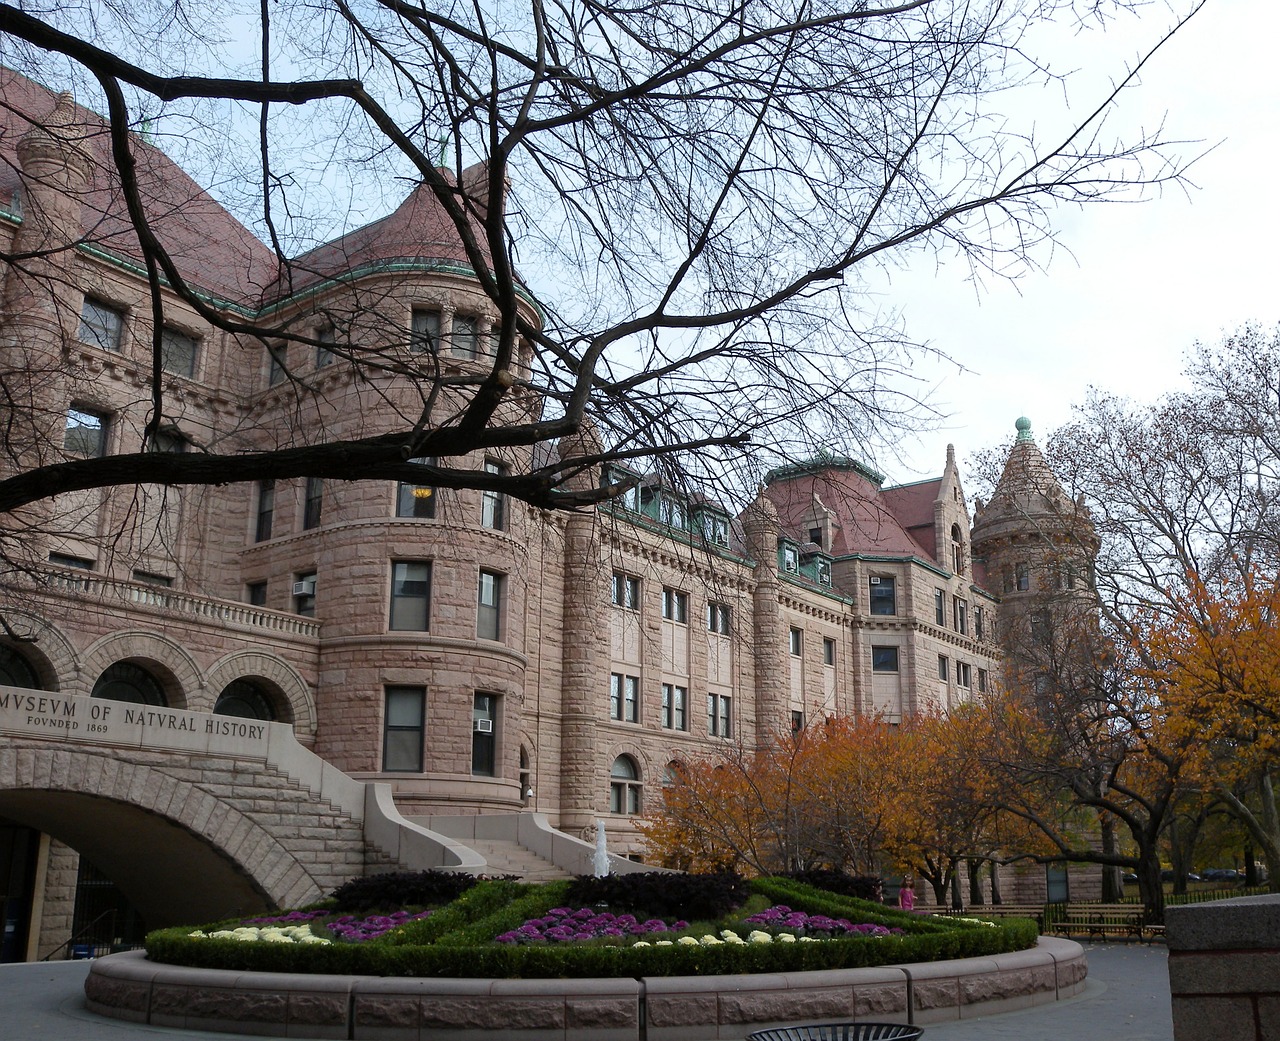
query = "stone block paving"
xmin=0 ymin=943 xmax=1173 ymax=1041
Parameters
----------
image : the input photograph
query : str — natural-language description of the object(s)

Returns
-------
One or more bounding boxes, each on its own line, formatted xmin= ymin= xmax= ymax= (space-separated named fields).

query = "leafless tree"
xmin=0 ymin=0 xmax=1203 ymax=526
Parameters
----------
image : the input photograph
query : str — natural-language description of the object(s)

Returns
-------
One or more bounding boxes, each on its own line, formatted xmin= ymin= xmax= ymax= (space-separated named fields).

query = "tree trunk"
xmin=990 ymin=860 xmax=1004 ymax=905
xmin=950 ymin=869 xmax=964 ymax=910
xmin=968 ymin=859 xmax=986 ymax=906
xmin=1137 ymin=850 xmax=1165 ymax=924
xmin=1100 ymin=816 xmax=1124 ymax=901
xmin=1245 ymin=843 xmax=1257 ymax=888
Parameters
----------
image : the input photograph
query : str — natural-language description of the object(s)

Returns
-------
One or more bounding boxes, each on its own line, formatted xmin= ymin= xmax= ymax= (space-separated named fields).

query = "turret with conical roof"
xmin=970 ymin=416 xmax=1098 ymax=611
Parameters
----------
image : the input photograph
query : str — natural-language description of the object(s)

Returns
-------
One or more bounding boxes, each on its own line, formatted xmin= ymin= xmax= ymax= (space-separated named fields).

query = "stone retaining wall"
xmin=84 ymin=938 xmax=1087 ymax=1040
xmin=1167 ymin=893 xmax=1280 ymax=1041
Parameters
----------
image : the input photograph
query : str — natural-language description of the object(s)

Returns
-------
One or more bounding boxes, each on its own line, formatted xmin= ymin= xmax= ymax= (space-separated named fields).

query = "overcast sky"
xmin=876 ymin=0 xmax=1279 ymax=488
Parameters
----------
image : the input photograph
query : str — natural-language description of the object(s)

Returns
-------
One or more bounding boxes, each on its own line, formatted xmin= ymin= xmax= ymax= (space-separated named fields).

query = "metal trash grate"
xmin=747 ymin=1024 xmax=923 ymax=1041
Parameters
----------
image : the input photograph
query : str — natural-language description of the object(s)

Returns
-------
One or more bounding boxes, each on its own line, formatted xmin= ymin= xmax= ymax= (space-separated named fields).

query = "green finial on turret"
xmin=1015 ymin=416 xmax=1033 ymax=443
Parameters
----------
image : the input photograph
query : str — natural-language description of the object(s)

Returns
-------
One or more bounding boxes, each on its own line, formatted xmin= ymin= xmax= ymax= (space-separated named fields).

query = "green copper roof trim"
xmin=764 ymin=449 xmax=885 ymax=487
xmin=71 ymin=241 xmax=545 ymax=323
xmin=1015 ymin=416 xmax=1034 ymax=442
xmin=832 ymin=551 xmax=952 ymax=580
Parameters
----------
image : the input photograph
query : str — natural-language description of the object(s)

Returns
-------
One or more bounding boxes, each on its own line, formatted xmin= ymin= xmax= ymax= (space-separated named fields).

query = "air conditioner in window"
xmin=819 ymin=573 xmax=832 ymax=586
xmin=474 ymin=718 xmax=493 ymax=733
xmin=869 ymin=576 xmax=881 ymax=584
xmin=784 ymin=560 xmax=798 ymax=573
xmin=292 ymin=580 xmax=315 ymax=596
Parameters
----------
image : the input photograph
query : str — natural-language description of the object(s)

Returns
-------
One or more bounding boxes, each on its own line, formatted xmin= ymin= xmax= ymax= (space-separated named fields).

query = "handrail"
xmin=41 ymin=908 xmax=118 ymax=961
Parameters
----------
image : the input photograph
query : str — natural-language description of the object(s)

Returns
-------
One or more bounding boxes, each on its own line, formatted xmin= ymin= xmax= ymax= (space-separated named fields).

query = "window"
xmin=390 ymin=561 xmax=431 ymax=631
xmin=869 ymin=576 xmax=896 ymax=615
xmin=934 ymin=588 xmax=945 ymax=626
xmin=303 ymin=477 xmax=323 ymax=530
xmin=148 ymin=427 xmax=187 ymax=454
xmin=131 ymin=570 xmax=171 ymax=587
xmin=48 ymin=552 xmax=93 ymax=570
xmin=1031 ymin=609 xmax=1051 ymax=642
xmin=255 ymin=479 xmax=275 ymax=542
xmin=791 ymin=710 xmax=805 ymax=732
xmin=79 ymin=297 xmax=123 ymax=351
xmin=472 ymin=692 xmax=497 ymax=776
xmin=955 ymin=597 xmax=968 ymax=635
xmin=808 ymin=526 xmax=823 ymax=546
xmin=65 ymin=408 xmax=108 ymax=457
xmin=707 ymin=693 xmax=732 ymax=738
xmin=938 ymin=655 xmax=949 ymax=681
xmin=822 ymin=637 xmax=836 ymax=666
xmin=662 ymin=588 xmax=688 ymax=623
xmin=160 ymin=327 xmax=198 ymax=377
xmin=609 ymin=756 xmax=642 ymax=814
xmin=293 ymin=571 xmax=317 ymax=617
xmin=612 ymin=572 xmax=640 ymax=609
xmin=872 ymin=646 xmax=899 ymax=672
xmin=975 ymin=605 xmax=985 ymax=642
xmin=215 ymin=680 xmax=275 ymax=721
xmin=610 ymin=673 xmax=640 ymax=723
xmin=702 ymin=512 xmax=729 ymax=547
xmin=383 ymin=686 xmax=425 ymax=772
xmin=815 ymin=559 xmax=833 ymax=587
xmin=781 ymin=543 xmax=800 ymax=573
xmin=452 ymin=314 xmax=479 ymax=358
xmin=481 ymin=459 xmax=506 ymax=530
xmin=1016 ymin=562 xmax=1030 ymax=592
xmin=957 ymin=662 xmax=972 ymax=688
xmin=951 ymin=523 xmax=964 ymax=574
xmin=316 ymin=326 xmax=335 ymax=368
xmin=477 ymin=570 xmax=504 ymax=640
xmin=267 ymin=344 xmax=287 ymax=386
xmin=706 ymin=601 xmax=731 ymax=635
xmin=661 ymin=683 xmax=687 ymax=730
xmin=396 ymin=456 xmax=436 ymax=518
xmin=660 ymin=495 xmax=687 ymax=530
xmin=91 ymin=662 xmax=166 ymax=706
xmin=411 ymin=309 xmax=441 ymax=353
xmin=246 ymin=581 xmax=268 ymax=607
xmin=978 ymin=668 xmax=989 ymax=693
xmin=789 ymin=627 xmax=802 ymax=656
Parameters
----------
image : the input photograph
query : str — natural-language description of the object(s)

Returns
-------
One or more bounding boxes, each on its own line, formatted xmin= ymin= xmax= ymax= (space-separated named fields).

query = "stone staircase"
xmin=463 ymin=838 xmax=575 ymax=881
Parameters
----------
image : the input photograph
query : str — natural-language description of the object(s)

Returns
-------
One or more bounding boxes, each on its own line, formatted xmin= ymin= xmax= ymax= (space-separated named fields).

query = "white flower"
xmin=632 ymin=941 xmax=651 ymax=948
xmin=187 ymin=931 xmax=206 ymax=939
xmin=655 ymin=940 xmax=674 ymax=947
xmin=747 ymin=931 xmax=773 ymax=944
xmin=677 ymin=936 xmax=700 ymax=946
xmin=776 ymin=933 xmax=797 ymax=943
xmin=699 ymin=935 xmax=724 ymax=946
xmin=720 ymin=929 xmax=742 ymax=942
xmin=799 ymin=936 xmax=818 ymax=943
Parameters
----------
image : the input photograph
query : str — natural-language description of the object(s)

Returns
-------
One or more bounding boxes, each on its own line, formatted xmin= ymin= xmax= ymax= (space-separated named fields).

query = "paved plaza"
xmin=0 ymin=942 xmax=1173 ymax=1041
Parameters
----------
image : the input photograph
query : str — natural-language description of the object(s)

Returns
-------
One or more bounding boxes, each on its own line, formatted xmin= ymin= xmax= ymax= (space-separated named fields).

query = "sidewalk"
xmin=0 ymin=942 xmax=1173 ymax=1041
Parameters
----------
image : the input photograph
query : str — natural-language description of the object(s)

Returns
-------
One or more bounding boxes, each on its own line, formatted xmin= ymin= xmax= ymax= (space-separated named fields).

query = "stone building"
xmin=0 ymin=71 xmax=1055 ymax=958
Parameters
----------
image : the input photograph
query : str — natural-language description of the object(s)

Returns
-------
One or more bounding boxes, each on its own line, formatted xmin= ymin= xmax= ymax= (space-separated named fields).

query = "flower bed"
xmin=144 ymin=875 xmax=1038 ymax=979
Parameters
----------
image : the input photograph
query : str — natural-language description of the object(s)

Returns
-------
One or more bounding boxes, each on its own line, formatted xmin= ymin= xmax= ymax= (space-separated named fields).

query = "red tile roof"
xmin=0 ymin=70 xmax=278 ymax=302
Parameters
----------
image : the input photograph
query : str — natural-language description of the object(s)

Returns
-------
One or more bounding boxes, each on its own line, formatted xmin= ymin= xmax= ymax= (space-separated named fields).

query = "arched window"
xmin=91 ymin=662 xmax=166 ymax=706
xmin=214 ymin=680 xmax=275 ymax=721
xmin=0 ymin=645 xmax=41 ymax=688
xmin=519 ymin=746 xmax=533 ymax=802
xmin=951 ymin=524 xmax=964 ymax=575
xmin=662 ymin=759 xmax=686 ymax=787
xmin=609 ymin=755 xmax=642 ymax=815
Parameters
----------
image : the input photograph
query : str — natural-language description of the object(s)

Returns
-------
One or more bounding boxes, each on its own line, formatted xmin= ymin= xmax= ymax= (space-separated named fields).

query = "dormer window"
xmin=951 ymin=523 xmax=964 ymax=574
xmin=602 ymin=466 xmax=641 ymax=512
xmin=780 ymin=542 xmax=800 ymax=573
xmin=660 ymin=495 xmax=687 ymax=530
xmin=815 ymin=559 xmax=832 ymax=586
xmin=698 ymin=509 xmax=729 ymax=547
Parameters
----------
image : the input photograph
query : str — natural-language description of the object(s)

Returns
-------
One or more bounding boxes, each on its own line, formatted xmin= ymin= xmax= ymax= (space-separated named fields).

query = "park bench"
xmin=934 ymin=904 xmax=1046 ymax=932
xmin=1048 ymin=902 xmax=1146 ymax=941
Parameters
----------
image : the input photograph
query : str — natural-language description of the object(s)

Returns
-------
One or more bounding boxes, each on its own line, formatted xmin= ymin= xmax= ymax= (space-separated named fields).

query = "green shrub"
xmin=329 ymin=870 xmax=507 ymax=912
xmin=146 ymin=873 xmax=1037 ymax=978
xmin=564 ymin=870 xmax=747 ymax=920
xmin=779 ymin=870 xmax=882 ymax=902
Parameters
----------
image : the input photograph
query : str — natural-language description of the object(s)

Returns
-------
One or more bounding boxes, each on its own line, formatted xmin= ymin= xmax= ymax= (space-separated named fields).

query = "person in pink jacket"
xmin=898 ymin=875 xmax=915 ymax=911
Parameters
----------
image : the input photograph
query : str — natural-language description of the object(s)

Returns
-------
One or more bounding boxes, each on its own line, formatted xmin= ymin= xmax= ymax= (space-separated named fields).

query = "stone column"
xmin=742 ymin=490 xmax=787 ymax=736
xmin=556 ymin=424 xmax=607 ymax=832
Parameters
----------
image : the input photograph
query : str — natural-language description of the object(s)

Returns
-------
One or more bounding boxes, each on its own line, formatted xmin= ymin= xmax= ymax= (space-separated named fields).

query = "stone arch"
xmin=204 ymin=651 xmax=316 ymax=737
xmin=78 ymin=630 xmax=202 ymax=708
xmin=0 ymin=744 xmax=330 ymax=926
xmin=0 ymin=609 xmax=78 ymax=691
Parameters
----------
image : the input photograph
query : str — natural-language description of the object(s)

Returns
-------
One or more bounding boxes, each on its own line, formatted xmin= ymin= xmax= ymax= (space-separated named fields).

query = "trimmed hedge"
xmin=563 ymin=870 xmax=748 ymax=920
xmin=145 ymin=875 xmax=1037 ymax=979
xmin=329 ymin=870 xmax=512 ymax=912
